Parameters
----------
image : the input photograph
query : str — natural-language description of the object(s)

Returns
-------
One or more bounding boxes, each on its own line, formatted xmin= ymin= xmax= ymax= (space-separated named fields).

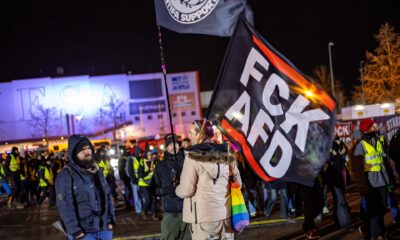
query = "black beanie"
xmin=74 ymin=138 xmax=92 ymax=158
xmin=164 ymin=134 xmax=179 ymax=148
xmin=11 ymin=147 xmax=18 ymax=154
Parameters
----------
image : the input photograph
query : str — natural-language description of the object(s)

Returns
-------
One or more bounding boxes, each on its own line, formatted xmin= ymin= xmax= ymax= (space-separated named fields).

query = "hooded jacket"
xmin=153 ymin=149 xmax=185 ymax=214
xmin=323 ymin=139 xmax=350 ymax=189
xmin=176 ymin=143 xmax=242 ymax=224
xmin=55 ymin=135 xmax=116 ymax=237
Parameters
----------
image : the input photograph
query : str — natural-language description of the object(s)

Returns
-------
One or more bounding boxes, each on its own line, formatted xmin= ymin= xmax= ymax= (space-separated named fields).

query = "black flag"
xmin=154 ymin=0 xmax=253 ymax=37
xmin=208 ymin=16 xmax=337 ymax=186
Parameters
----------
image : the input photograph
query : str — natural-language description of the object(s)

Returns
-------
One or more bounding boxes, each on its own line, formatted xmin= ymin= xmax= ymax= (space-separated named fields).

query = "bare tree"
xmin=353 ymin=23 xmax=400 ymax=104
xmin=97 ymin=95 xmax=126 ymax=140
xmin=29 ymin=104 xmax=58 ymax=146
xmin=312 ymin=65 xmax=346 ymax=109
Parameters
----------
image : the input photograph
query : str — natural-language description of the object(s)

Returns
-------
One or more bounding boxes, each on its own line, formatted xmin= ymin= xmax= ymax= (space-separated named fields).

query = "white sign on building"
xmin=0 ymin=71 xmax=202 ymax=142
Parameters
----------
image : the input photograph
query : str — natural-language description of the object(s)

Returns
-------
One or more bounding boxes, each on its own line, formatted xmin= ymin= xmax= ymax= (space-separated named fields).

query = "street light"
xmin=328 ymin=42 xmax=335 ymax=98
xmin=360 ymin=60 xmax=365 ymax=102
xmin=75 ymin=115 xmax=83 ymax=133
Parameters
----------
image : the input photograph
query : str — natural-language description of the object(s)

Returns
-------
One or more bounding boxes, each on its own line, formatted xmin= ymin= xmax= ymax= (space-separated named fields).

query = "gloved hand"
xmin=388 ymin=184 xmax=394 ymax=193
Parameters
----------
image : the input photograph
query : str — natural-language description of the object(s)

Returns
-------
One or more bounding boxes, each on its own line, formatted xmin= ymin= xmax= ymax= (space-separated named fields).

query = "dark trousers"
xmin=245 ymin=181 xmax=264 ymax=214
xmin=360 ymin=186 xmax=387 ymax=240
xmin=38 ymin=186 xmax=55 ymax=206
xmin=106 ymin=175 xmax=119 ymax=199
xmin=10 ymin=171 xmax=26 ymax=203
xmin=139 ymin=186 xmax=155 ymax=213
xmin=331 ymin=186 xmax=351 ymax=228
xmin=287 ymin=183 xmax=303 ymax=217
xmin=27 ymin=180 xmax=39 ymax=203
xmin=161 ymin=213 xmax=191 ymax=240
xmin=388 ymin=191 xmax=400 ymax=222
xmin=37 ymin=186 xmax=48 ymax=205
xmin=49 ymin=185 xmax=55 ymax=206
xmin=298 ymin=179 xmax=324 ymax=231
xmin=120 ymin=174 xmax=133 ymax=207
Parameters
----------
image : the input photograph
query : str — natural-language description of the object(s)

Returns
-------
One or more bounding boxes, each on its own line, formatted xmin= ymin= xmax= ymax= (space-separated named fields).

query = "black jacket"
xmin=118 ymin=155 xmax=130 ymax=184
xmin=153 ymin=149 xmax=185 ymax=214
xmin=324 ymin=140 xmax=349 ymax=189
xmin=389 ymin=129 xmax=400 ymax=162
xmin=126 ymin=156 xmax=138 ymax=184
xmin=55 ymin=135 xmax=116 ymax=237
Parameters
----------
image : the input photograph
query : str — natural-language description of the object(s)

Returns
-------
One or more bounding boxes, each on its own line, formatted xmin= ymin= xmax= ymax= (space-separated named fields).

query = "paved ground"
xmin=1 ymin=189 xmax=399 ymax=239
xmin=0 ymin=201 xmax=306 ymax=240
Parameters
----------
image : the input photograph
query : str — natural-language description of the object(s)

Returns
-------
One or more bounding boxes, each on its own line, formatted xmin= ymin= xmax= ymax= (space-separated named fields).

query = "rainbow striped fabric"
xmin=231 ymin=181 xmax=249 ymax=232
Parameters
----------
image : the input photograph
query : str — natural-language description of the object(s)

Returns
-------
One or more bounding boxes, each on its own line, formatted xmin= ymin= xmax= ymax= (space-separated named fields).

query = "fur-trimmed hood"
xmin=176 ymin=142 xmax=242 ymax=224
xmin=187 ymin=143 xmax=236 ymax=163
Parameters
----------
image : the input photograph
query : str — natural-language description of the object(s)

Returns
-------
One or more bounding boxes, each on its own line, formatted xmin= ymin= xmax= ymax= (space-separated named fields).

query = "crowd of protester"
xmin=0 ymin=118 xmax=400 ymax=240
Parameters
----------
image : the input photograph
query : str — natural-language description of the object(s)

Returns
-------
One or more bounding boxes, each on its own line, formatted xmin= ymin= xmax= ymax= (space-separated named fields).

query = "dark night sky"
xmin=1 ymin=0 xmax=399 ymax=93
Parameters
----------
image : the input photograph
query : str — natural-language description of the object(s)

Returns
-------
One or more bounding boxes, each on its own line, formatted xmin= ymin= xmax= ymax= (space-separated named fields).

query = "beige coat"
xmin=176 ymin=146 xmax=242 ymax=224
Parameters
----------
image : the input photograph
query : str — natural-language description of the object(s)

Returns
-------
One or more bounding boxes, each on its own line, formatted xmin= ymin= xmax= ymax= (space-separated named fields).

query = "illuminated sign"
xmin=129 ymin=100 xmax=166 ymax=115
xmin=0 ymin=71 xmax=201 ymax=142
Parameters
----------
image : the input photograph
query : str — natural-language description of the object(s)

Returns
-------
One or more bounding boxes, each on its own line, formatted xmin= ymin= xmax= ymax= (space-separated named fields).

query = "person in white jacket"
xmin=176 ymin=119 xmax=242 ymax=240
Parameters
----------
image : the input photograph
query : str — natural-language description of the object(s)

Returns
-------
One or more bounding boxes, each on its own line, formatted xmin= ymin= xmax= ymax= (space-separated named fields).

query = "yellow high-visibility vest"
xmin=20 ymin=164 xmax=27 ymax=180
xmin=133 ymin=157 xmax=140 ymax=179
xmin=39 ymin=166 xmax=53 ymax=187
xmin=0 ymin=164 xmax=5 ymax=179
xmin=99 ymin=160 xmax=110 ymax=177
xmin=138 ymin=159 xmax=154 ymax=187
xmin=9 ymin=155 xmax=20 ymax=172
xmin=361 ymin=140 xmax=383 ymax=172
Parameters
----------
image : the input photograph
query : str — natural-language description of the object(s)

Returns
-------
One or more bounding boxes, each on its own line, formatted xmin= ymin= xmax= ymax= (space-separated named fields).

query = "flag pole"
xmin=196 ymin=118 xmax=207 ymax=144
xmin=157 ymin=25 xmax=178 ymax=157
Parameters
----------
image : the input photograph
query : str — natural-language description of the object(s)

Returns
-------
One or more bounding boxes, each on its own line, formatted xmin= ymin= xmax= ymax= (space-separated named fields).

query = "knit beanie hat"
xmin=359 ymin=119 xmax=376 ymax=133
xmin=164 ymin=134 xmax=179 ymax=148
xmin=74 ymin=138 xmax=92 ymax=158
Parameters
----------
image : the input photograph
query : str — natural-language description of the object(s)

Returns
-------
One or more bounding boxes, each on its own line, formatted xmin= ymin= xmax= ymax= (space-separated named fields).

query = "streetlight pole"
xmin=328 ymin=42 xmax=335 ymax=98
xmin=360 ymin=60 xmax=364 ymax=102
xmin=75 ymin=115 xmax=83 ymax=134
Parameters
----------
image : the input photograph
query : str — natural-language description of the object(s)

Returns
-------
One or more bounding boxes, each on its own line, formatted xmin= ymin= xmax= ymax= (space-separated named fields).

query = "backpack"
xmin=52 ymin=166 xmax=77 ymax=236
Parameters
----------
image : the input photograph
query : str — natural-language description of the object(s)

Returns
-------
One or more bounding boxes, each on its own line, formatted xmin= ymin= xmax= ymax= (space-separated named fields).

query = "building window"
xmin=158 ymin=114 xmax=163 ymax=119
xmin=182 ymin=112 xmax=186 ymax=117
xmin=173 ymin=112 xmax=177 ymax=118
xmin=191 ymin=111 xmax=196 ymax=116
xmin=147 ymin=115 xmax=153 ymax=120
xmin=134 ymin=116 xmax=140 ymax=121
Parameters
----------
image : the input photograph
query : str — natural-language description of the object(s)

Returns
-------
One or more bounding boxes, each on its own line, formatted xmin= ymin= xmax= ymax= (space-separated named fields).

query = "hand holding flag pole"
xmin=157 ymin=25 xmax=178 ymax=158
xmin=196 ymin=118 xmax=208 ymax=144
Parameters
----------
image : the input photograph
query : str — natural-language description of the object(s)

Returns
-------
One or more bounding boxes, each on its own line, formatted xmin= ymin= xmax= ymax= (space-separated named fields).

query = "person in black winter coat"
xmin=324 ymin=136 xmax=351 ymax=229
xmin=389 ymin=129 xmax=400 ymax=177
xmin=119 ymin=148 xmax=133 ymax=209
xmin=55 ymin=135 xmax=115 ymax=240
xmin=153 ymin=134 xmax=191 ymax=240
